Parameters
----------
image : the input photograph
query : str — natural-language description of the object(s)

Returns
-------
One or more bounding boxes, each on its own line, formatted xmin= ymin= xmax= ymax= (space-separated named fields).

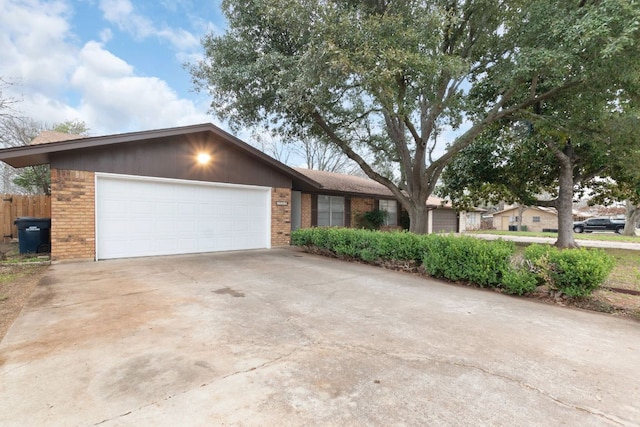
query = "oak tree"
xmin=191 ymin=0 xmax=640 ymax=234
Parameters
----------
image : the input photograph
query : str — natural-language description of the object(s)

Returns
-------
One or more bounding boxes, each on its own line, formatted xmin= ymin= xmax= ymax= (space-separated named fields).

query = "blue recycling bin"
xmin=14 ymin=217 xmax=51 ymax=254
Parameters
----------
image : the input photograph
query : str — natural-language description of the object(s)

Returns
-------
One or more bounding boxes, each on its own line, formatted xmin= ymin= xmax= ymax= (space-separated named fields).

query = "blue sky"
xmin=0 ymin=0 xmax=226 ymax=136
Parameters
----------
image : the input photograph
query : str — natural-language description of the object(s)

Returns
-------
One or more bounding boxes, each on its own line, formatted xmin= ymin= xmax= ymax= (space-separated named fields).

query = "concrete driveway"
xmin=1 ymin=249 xmax=639 ymax=426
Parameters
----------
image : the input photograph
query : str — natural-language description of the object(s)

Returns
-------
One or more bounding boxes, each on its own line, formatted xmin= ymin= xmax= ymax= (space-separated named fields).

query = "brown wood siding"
xmin=50 ymin=132 xmax=292 ymax=189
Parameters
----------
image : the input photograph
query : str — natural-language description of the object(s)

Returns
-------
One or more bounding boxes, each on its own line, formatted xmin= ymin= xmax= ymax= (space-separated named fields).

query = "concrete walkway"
xmin=1 ymin=248 xmax=639 ymax=426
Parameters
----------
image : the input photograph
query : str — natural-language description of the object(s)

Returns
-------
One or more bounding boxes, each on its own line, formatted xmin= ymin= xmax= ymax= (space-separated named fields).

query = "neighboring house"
xmin=0 ymin=123 xmax=468 ymax=262
xmin=492 ymin=206 xmax=559 ymax=232
xmin=426 ymin=196 xmax=464 ymax=234
xmin=464 ymin=210 xmax=485 ymax=231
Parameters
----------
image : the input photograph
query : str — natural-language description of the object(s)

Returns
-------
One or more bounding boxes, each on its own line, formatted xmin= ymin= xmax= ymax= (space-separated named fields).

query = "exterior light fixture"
xmin=197 ymin=152 xmax=211 ymax=165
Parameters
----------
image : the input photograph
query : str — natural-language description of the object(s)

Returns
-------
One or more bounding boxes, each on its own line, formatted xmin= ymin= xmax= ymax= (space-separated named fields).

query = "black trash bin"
xmin=14 ymin=217 xmax=51 ymax=254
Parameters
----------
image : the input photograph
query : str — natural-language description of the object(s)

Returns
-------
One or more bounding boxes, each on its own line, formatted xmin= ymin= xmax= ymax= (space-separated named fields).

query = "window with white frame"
xmin=317 ymin=195 xmax=344 ymax=226
xmin=379 ymin=200 xmax=397 ymax=226
xmin=532 ymin=216 xmax=541 ymax=223
xmin=466 ymin=212 xmax=478 ymax=225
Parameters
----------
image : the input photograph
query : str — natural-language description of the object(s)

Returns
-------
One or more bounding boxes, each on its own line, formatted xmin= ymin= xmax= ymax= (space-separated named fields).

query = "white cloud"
xmin=71 ymin=41 xmax=210 ymax=134
xmin=99 ymin=0 xmax=200 ymax=53
xmin=0 ymin=0 xmax=214 ymax=136
xmin=99 ymin=28 xmax=113 ymax=43
xmin=0 ymin=0 xmax=77 ymax=92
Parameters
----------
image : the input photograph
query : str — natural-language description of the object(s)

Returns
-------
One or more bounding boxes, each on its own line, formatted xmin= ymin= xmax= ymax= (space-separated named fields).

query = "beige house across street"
xmin=492 ymin=206 xmax=560 ymax=232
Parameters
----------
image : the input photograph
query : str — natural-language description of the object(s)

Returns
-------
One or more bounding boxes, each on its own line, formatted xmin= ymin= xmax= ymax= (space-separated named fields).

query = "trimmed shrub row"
xmin=523 ymin=244 xmax=615 ymax=297
xmin=291 ymin=228 xmax=615 ymax=298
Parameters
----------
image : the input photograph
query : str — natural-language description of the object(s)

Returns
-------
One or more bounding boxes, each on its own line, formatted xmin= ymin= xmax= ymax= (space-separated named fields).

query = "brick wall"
xmin=350 ymin=197 xmax=375 ymax=228
xmin=301 ymin=193 xmax=312 ymax=228
xmin=50 ymin=168 xmax=95 ymax=261
xmin=271 ymin=188 xmax=292 ymax=246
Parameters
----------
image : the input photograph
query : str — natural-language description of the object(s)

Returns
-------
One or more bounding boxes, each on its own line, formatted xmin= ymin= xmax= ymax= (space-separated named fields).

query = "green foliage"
xmin=501 ymin=268 xmax=539 ymax=296
xmin=356 ymin=209 xmax=387 ymax=230
xmin=292 ymin=227 xmax=428 ymax=263
xmin=13 ymin=165 xmax=50 ymax=194
xmin=191 ymin=0 xmax=640 ymax=234
xmin=52 ymin=120 xmax=89 ymax=136
xmin=292 ymin=229 xmax=616 ymax=298
xmin=524 ymin=244 xmax=615 ymax=297
xmin=293 ymin=228 xmax=520 ymax=287
xmin=421 ymin=236 xmax=515 ymax=288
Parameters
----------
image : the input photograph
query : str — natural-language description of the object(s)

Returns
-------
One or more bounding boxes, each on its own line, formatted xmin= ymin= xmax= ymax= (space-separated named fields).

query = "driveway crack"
xmin=322 ymin=342 xmax=631 ymax=427
xmin=89 ymin=346 xmax=307 ymax=426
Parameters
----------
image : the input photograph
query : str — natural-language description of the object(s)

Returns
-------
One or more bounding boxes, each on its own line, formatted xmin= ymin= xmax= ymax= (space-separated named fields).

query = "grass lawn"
xmin=606 ymin=248 xmax=640 ymax=292
xmin=469 ymin=229 xmax=640 ymax=243
xmin=593 ymin=248 xmax=640 ymax=319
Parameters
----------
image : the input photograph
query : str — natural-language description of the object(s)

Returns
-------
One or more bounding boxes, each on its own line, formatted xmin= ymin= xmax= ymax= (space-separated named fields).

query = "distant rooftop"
xmin=30 ymin=131 xmax=85 ymax=145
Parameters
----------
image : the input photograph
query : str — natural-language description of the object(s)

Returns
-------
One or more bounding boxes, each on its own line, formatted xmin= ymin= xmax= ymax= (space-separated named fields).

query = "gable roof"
xmin=0 ymin=122 xmax=320 ymax=190
xmin=293 ymin=168 xmax=395 ymax=198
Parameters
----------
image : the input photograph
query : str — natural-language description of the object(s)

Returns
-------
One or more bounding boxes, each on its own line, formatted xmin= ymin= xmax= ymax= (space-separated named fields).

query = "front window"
xmin=532 ymin=216 xmax=541 ymax=223
xmin=318 ymin=195 xmax=344 ymax=226
xmin=379 ymin=200 xmax=397 ymax=226
xmin=466 ymin=212 xmax=478 ymax=225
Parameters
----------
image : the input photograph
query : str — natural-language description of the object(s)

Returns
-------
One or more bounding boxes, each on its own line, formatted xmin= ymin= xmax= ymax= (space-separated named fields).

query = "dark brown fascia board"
xmin=0 ymin=122 xmax=321 ymax=189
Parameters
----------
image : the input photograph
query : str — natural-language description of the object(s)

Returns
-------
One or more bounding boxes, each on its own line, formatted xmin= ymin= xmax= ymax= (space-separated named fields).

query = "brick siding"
xmin=271 ymin=188 xmax=292 ymax=246
xmin=301 ymin=193 xmax=312 ymax=228
xmin=50 ymin=168 xmax=95 ymax=261
xmin=350 ymin=197 xmax=375 ymax=227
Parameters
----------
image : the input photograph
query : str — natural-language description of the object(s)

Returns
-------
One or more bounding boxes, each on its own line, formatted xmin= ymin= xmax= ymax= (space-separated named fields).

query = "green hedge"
xmin=523 ymin=244 xmax=615 ymax=297
xmin=291 ymin=227 xmax=429 ymax=263
xmin=421 ymin=236 xmax=515 ymax=287
xmin=291 ymin=228 xmax=614 ymax=297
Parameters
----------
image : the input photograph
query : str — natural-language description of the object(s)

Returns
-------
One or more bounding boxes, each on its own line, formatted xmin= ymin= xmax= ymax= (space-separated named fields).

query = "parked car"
xmin=573 ymin=217 xmax=626 ymax=234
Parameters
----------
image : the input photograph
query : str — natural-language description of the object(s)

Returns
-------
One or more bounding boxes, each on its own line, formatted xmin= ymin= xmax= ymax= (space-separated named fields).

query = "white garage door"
xmin=96 ymin=174 xmax=271 ymax=260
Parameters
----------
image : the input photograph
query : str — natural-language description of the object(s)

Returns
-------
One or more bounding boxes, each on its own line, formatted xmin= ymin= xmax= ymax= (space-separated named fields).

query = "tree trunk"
xmin=407 ymin=203 xmax=429 ymax=234
xmin=517 ymin=205 xmax=525 ymax=231
xmin=623 ymin=200 xmax=639 ymax=236
xmin=554 ymin=150 xmax=578 ymax=248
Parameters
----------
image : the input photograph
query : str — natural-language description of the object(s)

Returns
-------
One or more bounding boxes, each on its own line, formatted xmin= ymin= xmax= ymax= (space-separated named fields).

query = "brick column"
xmin=271 ymin=188 xmax=292 ymax=246
xmin=300 ymin=193 xmax=312 ymax=229
xmin=50 ymin=169 xmax=96 ymax=261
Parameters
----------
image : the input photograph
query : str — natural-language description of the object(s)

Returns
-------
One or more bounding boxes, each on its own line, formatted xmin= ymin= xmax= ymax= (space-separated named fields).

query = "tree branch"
xmin=311 ymin=109 xmax=411 ymax=206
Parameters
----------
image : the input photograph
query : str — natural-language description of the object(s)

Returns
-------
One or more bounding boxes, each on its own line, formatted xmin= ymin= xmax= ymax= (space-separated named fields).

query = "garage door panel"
xmin=432 ymin=209 xmax=458 ymax=233
xmin=97 ymin=175 xmax=270 ymax=260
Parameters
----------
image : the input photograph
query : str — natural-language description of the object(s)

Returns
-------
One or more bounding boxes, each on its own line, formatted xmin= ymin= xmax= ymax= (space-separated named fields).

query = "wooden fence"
xmin=0 ymin=194 xmax=51 ymax=241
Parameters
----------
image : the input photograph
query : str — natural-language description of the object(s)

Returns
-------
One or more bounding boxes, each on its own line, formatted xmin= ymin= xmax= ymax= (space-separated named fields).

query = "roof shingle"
xmin=293 ymin=168 xmax=394 ymax=197
xmin=30 ymin=131 xmax=85 ymax=145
